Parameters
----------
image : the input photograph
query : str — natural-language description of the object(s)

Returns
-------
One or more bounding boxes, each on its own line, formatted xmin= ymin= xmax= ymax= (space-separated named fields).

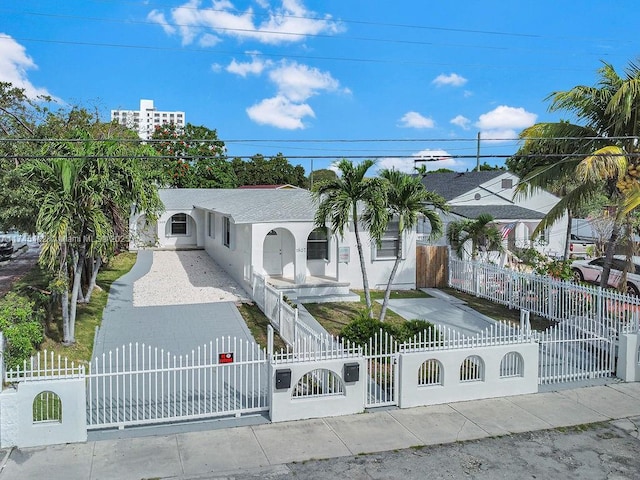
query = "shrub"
xmin=396 ymin=319 xmax=439 ymax=343
xmin=339 ymin=311 xmax=397 ymax=348
xmin=0 ymin=292 xmax=44 ymax=370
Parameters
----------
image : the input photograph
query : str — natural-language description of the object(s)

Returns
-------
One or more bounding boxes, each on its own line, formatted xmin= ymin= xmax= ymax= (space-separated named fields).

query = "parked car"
xmin=571 ymin=255 xmax=640 ymax=295
xmin=568 ymin=234 xmax=595 ymax=259
xmin=0 ymin=236 xmax=13 ymax=258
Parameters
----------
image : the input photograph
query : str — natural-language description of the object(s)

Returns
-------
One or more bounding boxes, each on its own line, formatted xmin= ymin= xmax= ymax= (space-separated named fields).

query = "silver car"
xmin=571 ymin=255 xmax=640 ymax=296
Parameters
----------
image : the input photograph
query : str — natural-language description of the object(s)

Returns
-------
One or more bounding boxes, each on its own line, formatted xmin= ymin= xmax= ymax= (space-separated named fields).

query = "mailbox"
xmin=343 ymin=362 xmax=360 ymax=383
xmin=275 ymin=368 xmax=292 ymax=390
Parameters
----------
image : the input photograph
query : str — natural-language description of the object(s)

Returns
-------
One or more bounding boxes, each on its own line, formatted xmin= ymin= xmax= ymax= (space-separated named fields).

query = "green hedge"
xmin=340 ymin=313 xmax=438 ymax=351
xmin=0 ymin=292 xmax=44 ymax=370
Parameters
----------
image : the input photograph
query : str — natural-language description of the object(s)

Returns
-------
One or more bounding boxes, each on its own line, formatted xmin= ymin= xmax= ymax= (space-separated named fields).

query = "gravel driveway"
xmin=133 ymin=250 xmax=251 ymax=306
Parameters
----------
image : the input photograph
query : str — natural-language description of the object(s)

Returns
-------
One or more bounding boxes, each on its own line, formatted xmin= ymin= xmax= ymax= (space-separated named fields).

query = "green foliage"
xmin=340 ymin=314 xmax=438 ymax=349
xmin=231 ymin=153 xmax=307 ymax=187
xmin=0 ymin=293 xmax=44 ymax=369
xmin=534 ymin=258 xmax=574 ymax=280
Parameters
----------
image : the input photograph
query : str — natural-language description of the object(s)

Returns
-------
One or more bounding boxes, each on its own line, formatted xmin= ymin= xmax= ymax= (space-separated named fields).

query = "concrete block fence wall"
xmin=397 ymin=343 xmax=539 ymax=408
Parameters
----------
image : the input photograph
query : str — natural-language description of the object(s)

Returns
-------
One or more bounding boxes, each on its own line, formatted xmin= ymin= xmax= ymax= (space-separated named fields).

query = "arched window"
xmin=460 ymin=355 xmax=484 ymax=382
xmin=500 ymin=352 xmax=525 ymax=378
xmin=292 ymin=368 xmax=344 ymax=398
xmin=307 ymin=228 xmax=328 ymax=261
xmin=418 ymin=359 xmax=443 ymax=386
xmin=170 ymin=213 xmax=188 ymax=235
xmin=33 ymin=391 xmax=62 ymax=423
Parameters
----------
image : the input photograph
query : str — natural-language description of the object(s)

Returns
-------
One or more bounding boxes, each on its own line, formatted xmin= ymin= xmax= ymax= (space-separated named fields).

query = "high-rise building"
xmin=110 ymin=99 xmax=185 ymax=140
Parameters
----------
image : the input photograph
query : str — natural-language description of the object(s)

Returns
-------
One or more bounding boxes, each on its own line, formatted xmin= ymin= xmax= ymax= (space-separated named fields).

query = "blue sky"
xmin=1 ymin=1 xmax=639 ymax=175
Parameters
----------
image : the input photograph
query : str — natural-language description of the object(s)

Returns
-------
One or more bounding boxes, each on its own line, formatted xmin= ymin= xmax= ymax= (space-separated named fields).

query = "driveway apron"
xmin=93 ymin=250 xmax=257 ymax=360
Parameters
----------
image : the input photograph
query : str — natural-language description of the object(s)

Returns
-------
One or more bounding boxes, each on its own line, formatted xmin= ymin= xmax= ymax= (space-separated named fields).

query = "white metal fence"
xmin=449 ymin=258 xmax=640 ymax=332
xmin=449 ymin=259 xmax=621 ymax=384
xmin=86 ymin=337 xmax=269 ymax=429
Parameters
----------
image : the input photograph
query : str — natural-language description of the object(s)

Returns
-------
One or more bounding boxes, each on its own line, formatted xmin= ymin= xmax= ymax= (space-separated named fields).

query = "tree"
xmin=313 ymin=159 xmax=387 ymax=317
xmin=446 ymin=213 xmax=504 ymax=261
xmin=511 ymin=60 xmax=640 ymax=288
xmin=231 ymin=153 xmax=307 ymax=187
xmin=376 ymin=169 xmax=447 ymax=322
xmin=151 ymin=123 xmax=236 ymax=188
xmin=309 ymin=168 xmax=337 ymax=188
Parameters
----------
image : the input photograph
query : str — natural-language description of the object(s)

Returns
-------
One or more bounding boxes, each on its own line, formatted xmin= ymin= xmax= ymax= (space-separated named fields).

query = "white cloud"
xmin=227 ymin=53 xmax=272 ymax=76
xmin=199 ymin=33 xmax=222 ymax=47
xmin=374 ymin=149 xmax=468 ymax=174
xmin=475 ymin=105 xmax=537 ymax=142
xmin=238 ymin=59 xmax=343 ymax=129
xmin=450 ymin=115 xmax=471 ymax=129
xmin=269 ymin=61 xmax=340 ymax=102
xmin=398 ymin=111 xmax=435 ymax=129
xmin=154 ymin=0 xmax=343 ymax=46
xmin=147 ymin=10 xmax=176 ymax=35
xmin=246 ymin=95 xmax=315 ymax=129
xmin=432 ymin=73 xmax=467 ymax=87
xmin=0 ymin=34 xmax=57 ymax=100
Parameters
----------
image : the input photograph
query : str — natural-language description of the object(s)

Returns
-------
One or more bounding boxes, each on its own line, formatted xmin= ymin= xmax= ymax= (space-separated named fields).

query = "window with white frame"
xmin=223 ymin=216 xmax=231 ymax=247
xmin=307 ymin=227 xmax=329 ymax=261
xmin=375 ymin=219 xmax=401 ymax=259
xmin=208 ymin=212 xmax=214 ymax=238
xmin=170 ymin=213 xmax=188 ymax=235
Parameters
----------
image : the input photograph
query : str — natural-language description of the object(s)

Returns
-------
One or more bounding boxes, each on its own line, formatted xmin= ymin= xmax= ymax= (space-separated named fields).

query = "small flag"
xmin=501 ymin=222 xmax=516 ymax=240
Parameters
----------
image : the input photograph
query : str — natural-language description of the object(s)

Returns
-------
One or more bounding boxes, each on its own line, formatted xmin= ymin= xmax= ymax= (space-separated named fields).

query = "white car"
xmin=571 ymin=255 xmax=640 ymax=296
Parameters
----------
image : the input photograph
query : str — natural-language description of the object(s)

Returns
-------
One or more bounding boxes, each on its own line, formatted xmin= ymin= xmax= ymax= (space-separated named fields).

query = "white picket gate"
xmin=86 ymin=337 xmax=269 ymax=429
xmin=364 ymin=331 xmax=399 ymax=408
xmin=537 ymin=316 xmax=615 ymax=385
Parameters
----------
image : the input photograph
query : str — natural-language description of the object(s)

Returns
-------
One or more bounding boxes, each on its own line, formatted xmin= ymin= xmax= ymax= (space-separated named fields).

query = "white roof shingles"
xmin=159 ymin=188 xmax=317 ymax=224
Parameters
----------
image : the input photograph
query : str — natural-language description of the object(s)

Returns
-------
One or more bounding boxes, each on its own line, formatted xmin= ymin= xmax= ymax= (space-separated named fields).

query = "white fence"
xmin=86 ymin=337 xmax=269 ymax=429
xmin=449 ymin=258 xmax=640 ymax=333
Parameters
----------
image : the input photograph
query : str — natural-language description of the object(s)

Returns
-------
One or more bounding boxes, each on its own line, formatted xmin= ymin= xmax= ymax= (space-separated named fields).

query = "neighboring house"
xmin=417 ymin=171 xmax=567 ymax=260
xmin=130 ymin=188 xmax=418 ymax=300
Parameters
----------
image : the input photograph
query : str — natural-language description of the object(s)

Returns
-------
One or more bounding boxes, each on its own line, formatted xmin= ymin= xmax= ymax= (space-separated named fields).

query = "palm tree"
xmin=376 ymin=169 xmax=447 ymax=322
xmin=313 ymin=159 xmax=387 ymax=317
xmin=446 ymin=213 xmax=504 ymax=261
xmin=513 ymin=60 xmax=640 ymax=288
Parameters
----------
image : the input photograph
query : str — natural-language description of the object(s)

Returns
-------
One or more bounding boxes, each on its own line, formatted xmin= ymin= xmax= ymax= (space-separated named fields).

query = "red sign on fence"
xmin=218 ymin=352 xmax=234 ymax=364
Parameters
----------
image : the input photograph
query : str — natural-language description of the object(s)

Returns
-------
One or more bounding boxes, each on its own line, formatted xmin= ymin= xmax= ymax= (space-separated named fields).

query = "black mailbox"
xmin=275 ymin=368 xmax=292 ymax=390
xmin=343 ymin=362 xmax=359 ymax=383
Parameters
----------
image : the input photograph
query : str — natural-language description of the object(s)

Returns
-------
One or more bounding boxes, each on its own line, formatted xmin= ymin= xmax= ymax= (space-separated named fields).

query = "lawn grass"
xmin=237 ymin=303 xmax=288 ymax=351
xmin=37 ymin=252 xmax=138 ymax=365
xmin=303 ymin=289 xmax=430 ymax=337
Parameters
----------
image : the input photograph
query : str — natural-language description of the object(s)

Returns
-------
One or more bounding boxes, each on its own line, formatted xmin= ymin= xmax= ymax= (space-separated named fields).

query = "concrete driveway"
xmin=93 ymin=250 xmax=257 ymax=359
xmin=381 ymin=288 xmax=499 ymax=336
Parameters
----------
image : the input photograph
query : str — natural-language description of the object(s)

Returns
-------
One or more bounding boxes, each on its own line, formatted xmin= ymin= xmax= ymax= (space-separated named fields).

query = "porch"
xmin=264 ymin=274 xmax=360 ymax=304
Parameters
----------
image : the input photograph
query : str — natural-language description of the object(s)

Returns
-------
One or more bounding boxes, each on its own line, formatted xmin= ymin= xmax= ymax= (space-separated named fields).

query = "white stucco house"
xmin=417 ymin=171 xmax=568 ymax=260
xmin=130 ymin=187 xmax=419 ymax=301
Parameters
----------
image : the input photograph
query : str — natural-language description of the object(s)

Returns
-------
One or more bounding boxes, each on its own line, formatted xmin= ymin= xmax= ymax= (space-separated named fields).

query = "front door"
xmin=263 ymin=230 xmax=283 ymax=275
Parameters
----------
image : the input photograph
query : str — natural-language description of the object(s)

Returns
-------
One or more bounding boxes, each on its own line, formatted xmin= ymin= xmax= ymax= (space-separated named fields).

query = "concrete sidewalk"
xmin=2 ymin=382 xmax=640 ymax=480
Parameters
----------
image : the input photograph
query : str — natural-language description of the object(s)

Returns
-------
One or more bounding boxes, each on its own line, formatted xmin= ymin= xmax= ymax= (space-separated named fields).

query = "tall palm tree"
xmin=446 ymin=213 xmax=504 ymax=261
xmin=513 ymin=60 xmax=640 ymax=288
xmin=313 ymin=159 xmax=387 ymax=317
xmin=376 ymin=169 xmax=447 ymax=322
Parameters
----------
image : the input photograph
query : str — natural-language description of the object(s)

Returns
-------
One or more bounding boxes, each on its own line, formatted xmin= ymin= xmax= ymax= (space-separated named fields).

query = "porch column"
xmin=294 ymin=247 xmax=307 ymax=284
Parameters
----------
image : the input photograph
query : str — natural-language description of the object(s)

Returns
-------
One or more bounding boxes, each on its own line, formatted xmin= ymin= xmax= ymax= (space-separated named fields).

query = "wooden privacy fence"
xmin=416 ymin=245 xmax=449 ymax=288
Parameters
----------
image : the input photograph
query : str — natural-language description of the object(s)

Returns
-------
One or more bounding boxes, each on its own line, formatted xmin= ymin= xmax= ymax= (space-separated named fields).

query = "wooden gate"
xmin=416 ymin=245 xmax=449 ymax=288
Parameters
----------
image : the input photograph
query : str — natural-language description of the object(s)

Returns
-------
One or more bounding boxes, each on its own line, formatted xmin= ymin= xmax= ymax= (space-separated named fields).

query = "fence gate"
xmin=86 ymin=337 xmax=269 ymax=430
xmin=538 ymin=316 xmax=615 ymax=385
xmin=364 ymin=331 xmax=398 ymax=408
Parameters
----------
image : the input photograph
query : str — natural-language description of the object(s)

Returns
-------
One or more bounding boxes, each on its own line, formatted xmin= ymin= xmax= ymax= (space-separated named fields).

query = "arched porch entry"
xmin=262 ymin=228 xmax=296 ymax=278
xmin=164 ymin=212 xmax=198 ymax=247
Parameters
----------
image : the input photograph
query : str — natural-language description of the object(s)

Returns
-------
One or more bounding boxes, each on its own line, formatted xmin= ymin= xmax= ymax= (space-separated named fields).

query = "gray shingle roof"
xmin=450 ymin=205 xmax=545 ymax=220
xmin=159 ymin=188 xmax=317 ymax=223
xmin=419 ymin=171 xmax=505 ymax=201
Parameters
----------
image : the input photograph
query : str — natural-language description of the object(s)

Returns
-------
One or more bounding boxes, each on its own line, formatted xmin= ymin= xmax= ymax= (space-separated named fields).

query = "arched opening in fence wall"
xmin=460 ymin=355 xmax=484 ymax=382
xmin=292 ymin=368 xmax=345 ymax=399
xmin=500 ymin=352 xmax=525 ymax=378
xmin=418 ymin=359 xmax=442 ymax=387
xmin=32 ymin=391 xmax=62 ymax=423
